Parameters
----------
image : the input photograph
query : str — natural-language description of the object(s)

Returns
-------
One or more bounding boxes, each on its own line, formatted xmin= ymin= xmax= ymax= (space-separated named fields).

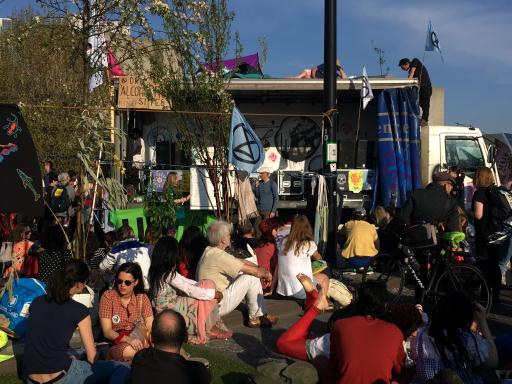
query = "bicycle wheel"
xmin=434 ymin=264 xmax=492 ymax=312
xmin=362 ymin=254 xmax=405 ymax=305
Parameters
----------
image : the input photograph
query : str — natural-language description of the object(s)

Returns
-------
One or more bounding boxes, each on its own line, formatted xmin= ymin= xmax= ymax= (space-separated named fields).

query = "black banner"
xmin=0 ymin=104 xmax=44 ymax=216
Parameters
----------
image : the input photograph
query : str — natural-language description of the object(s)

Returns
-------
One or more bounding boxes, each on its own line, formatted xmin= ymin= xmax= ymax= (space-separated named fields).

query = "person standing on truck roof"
xmin=399 ymin=58 xmax=432 ymax=127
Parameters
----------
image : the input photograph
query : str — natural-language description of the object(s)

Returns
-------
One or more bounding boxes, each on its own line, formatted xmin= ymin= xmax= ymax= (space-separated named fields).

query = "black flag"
xmin=0 ymin=104 xmax=44 ymax=217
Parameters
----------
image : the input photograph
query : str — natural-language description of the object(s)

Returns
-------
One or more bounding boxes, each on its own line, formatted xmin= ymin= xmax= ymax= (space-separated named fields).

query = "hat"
xmin=433 ymin=172 xmax=456 ymax=184
xmin=257 ymin=166 xmax=273 ymax=174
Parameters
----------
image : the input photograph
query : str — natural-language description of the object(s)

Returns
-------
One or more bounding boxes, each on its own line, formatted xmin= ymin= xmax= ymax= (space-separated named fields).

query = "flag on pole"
xmin=425 ymin=21 xmax=444 ymax=61
xmin=228 ymin=107 xmax=264 ymax=174
xmin=87 ymin=31 xmax=107 ymax=91
xmin=361 ymin=66 xmax=373 ymax=110
xmin=107 ymin=47 xmax=125 ymax=77
xmin=87 ymin=2 xmax=107 ymax=92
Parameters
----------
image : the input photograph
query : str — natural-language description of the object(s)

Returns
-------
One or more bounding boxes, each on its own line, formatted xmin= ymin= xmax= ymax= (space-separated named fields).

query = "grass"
xmin=185 ymin=344 xmax=254 ymax=384
xmin=0 ymin=374 xmax=20 ymax=384
xmin=0 ymin=346 xmax=254 ymax=384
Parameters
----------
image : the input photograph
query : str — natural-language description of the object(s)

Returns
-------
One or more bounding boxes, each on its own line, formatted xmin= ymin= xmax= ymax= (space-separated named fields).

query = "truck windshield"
xmin=445 ymin=137 xmax=485 ymax=172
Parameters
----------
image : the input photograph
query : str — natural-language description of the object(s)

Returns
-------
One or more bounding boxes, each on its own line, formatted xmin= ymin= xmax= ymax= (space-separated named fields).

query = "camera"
xmin=450 ymin=172 xmax=465 ymax=199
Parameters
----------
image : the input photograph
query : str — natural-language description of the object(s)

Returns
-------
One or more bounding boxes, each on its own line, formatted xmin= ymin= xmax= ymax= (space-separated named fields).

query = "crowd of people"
xmin=0 ymin=161 xmax=512 ymax=383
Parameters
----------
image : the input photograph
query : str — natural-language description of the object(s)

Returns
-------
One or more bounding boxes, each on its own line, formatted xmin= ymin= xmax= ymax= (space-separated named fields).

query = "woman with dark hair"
xmin=24 ymin=259 xmax=129 ymax=383
xmin=276 ymin=215 xmax=329 ymax=299
xmin=99 ymin=262 xmax=154 ymax=362
xmin=411 ymin=291 xmax=498 ymax=383
xmin=254 ymin=218 xmax=281 ymax=294
xmin=149 ymin=236 xmax=231 ymax=344
xmin=37 ymin=223 xmax=72 ymax=284
xmin=87 ymin=231 xmax=117 ymax=270
xmin=177 ymin=226 xmax=209 ymax=278
xmin=472 ymin=166 xmax=502 ymax=301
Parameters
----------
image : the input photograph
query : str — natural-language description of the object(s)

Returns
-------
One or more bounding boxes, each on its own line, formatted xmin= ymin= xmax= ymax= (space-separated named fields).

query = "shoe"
xmin=246 ymin=314 xmax=279 ymax=328
xmin=207 ymin=326 xmax=233 ymax=340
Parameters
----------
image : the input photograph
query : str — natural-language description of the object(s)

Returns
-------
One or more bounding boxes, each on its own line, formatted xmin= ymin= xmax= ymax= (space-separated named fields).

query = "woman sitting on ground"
xmin=3 ymin=223 xmax=34 ymax=277
xmin=37 ymin=223 xmax=73 ymax=284
xmin=277 ymin=277 xmax=414 ymax=384
xmin=178 ymin=225 xmax=209 ymax=279
xmin=410 ymin=291 xmax=498 ymax=383
xmin=99 ymin=262 xmax=154 ymax=362
xmin=24 ymin=259 xmax=129 ymax=383
xmin=254 ymin=218 xmax=281 ymax=295
xmin=276 ymin=214 xmax=330 ymax=299
xmin=144 ymin=225 xmax=161 ymax=257
xmin=149 ymin=236 xmax=232 ymax=344
xmin=339 ymin=207 xmax=380 ymax=272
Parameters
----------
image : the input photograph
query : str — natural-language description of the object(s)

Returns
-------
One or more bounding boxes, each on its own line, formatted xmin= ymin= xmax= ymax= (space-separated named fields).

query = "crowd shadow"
xmin=220 ymin=371 xmax=253 ymax=384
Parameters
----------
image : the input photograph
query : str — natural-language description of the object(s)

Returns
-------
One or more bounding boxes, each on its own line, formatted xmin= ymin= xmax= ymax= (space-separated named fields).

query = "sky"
xmin=2 ymin=0 xmax=511 ymax=133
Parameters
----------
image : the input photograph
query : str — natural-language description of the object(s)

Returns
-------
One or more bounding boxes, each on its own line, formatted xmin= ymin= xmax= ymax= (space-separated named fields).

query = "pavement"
xmin=1 ymin=274 xmax=512 ymax=377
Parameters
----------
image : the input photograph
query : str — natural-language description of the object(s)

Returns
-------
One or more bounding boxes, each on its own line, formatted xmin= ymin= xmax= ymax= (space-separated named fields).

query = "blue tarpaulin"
xmin=376 ymin=88 xmax=422 ymax=207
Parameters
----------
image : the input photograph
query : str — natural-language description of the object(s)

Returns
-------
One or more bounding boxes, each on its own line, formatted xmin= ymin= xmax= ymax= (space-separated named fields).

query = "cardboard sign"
xmin=118 ymin=76 xmax=171 ymax=110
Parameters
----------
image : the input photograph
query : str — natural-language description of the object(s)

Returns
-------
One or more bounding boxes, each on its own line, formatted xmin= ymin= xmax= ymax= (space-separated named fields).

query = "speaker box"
xmin=338 ymin=141 xmax=355 ymax=168
xmin=355 ymin=140 xmax=375 ymax=169
xmin=278 ymin=171 xmax=304 ymax=196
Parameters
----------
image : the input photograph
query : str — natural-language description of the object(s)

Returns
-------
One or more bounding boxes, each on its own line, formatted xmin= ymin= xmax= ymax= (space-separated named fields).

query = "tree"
xmin=0 ymin=3 xmax=142 ymax=257
xmin=371 ymin=40 xmax=389 ymax=77
xmin=0 ymin=8 xmax=100 ymax=171
xmin=134 ymin=0 xmax=240 ymax=218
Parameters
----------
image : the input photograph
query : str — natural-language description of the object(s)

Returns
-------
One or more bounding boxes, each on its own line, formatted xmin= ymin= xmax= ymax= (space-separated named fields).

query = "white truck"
xmin=137 ymin=77 xmax=496 ymax=210
xmin=227 ymin=78 xmax=497 ymax=210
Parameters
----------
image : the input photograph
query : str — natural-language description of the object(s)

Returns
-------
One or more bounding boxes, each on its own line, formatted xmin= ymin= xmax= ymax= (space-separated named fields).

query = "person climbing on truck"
xmin=399 ymin=58 xmax=432 ymax=127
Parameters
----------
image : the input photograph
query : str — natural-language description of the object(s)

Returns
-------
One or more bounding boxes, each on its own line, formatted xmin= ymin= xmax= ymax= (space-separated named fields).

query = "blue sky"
xmin=2 ymin=0 xmax=511 ymax=133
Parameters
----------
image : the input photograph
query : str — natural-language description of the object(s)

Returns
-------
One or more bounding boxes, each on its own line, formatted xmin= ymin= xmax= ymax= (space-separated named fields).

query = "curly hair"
xmin=384 ymin=304 xmax=424 ymax=339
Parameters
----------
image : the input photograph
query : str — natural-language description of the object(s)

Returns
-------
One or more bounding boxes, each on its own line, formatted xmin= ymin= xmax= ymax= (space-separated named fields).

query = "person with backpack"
xmin=488 ymin=180 xmax=512 ymax=287
xmin=50 ymin=173 xmax=75 ymax=224
xmin=472 ymin=167 xmax=504 ymax=302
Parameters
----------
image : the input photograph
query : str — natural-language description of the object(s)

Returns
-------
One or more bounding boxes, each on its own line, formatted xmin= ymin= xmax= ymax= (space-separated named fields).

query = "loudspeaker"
xmin=278 ymin=171 xmax=304 ymax=196
xmin=355 ymin=140 xmax=375 ymax=169
xmin=156 ymin=141 xmax=170 ymax=168
xmin=338 ymin=141 xmax=355 ymax=168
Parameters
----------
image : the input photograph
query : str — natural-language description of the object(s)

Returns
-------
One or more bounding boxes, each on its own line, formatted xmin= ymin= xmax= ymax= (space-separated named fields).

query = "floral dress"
xmin=153 ymin=275 xmax=230 ymax=344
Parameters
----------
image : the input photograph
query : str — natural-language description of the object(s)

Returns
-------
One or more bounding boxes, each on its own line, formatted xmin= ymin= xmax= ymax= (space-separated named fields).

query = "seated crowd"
xmin=3 ymin=209 xmax=511 ymax=384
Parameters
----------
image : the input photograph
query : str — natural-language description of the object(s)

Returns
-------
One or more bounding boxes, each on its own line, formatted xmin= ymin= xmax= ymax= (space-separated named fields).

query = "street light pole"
xmin=323 ymin=0 xmax=338 ymax=265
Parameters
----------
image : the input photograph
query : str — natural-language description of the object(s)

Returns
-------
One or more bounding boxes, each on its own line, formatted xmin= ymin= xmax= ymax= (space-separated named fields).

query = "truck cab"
xmin=421 ymin=125 xmax=495 ymax=185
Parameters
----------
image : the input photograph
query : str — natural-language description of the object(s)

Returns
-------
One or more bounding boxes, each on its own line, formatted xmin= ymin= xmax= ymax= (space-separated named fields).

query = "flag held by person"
xmin=228 ymin=107 xmax=264 ymax=174
xmin=425 ymin=21 xmax=444 ymax=61
xmin=361 ymin=66 xmax=373 ymax=110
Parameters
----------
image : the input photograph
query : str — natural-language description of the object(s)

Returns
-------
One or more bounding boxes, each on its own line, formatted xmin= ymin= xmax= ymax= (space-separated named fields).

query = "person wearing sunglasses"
xmin=99 ymin=262 xmax=154 ymax=362
xmin=24 ymin=259 xmax=130 ymax=384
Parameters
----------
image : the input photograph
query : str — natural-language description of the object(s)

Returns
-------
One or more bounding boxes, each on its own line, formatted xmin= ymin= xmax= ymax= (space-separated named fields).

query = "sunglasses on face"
xmin=116 ymin=279 xmax=135 ymax=286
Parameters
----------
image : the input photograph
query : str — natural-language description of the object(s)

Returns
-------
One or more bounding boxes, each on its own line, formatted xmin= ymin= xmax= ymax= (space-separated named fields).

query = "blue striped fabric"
xmin=377 ymin=87 xmax=421 ymax=207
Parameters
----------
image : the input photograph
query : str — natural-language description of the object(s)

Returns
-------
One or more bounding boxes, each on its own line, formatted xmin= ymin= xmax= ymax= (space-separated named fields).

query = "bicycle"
xmin=362 ymin=230 xmax=492 ymax=312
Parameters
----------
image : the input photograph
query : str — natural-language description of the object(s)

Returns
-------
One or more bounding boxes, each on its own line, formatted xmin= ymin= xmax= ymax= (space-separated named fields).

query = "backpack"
xmin=50 ymin=185 xmax=70 ymax=213
xmin=488 ymin=186 xmax=512 ymax=221
xmin=0 ymin=277 xmax=46 ymax=337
